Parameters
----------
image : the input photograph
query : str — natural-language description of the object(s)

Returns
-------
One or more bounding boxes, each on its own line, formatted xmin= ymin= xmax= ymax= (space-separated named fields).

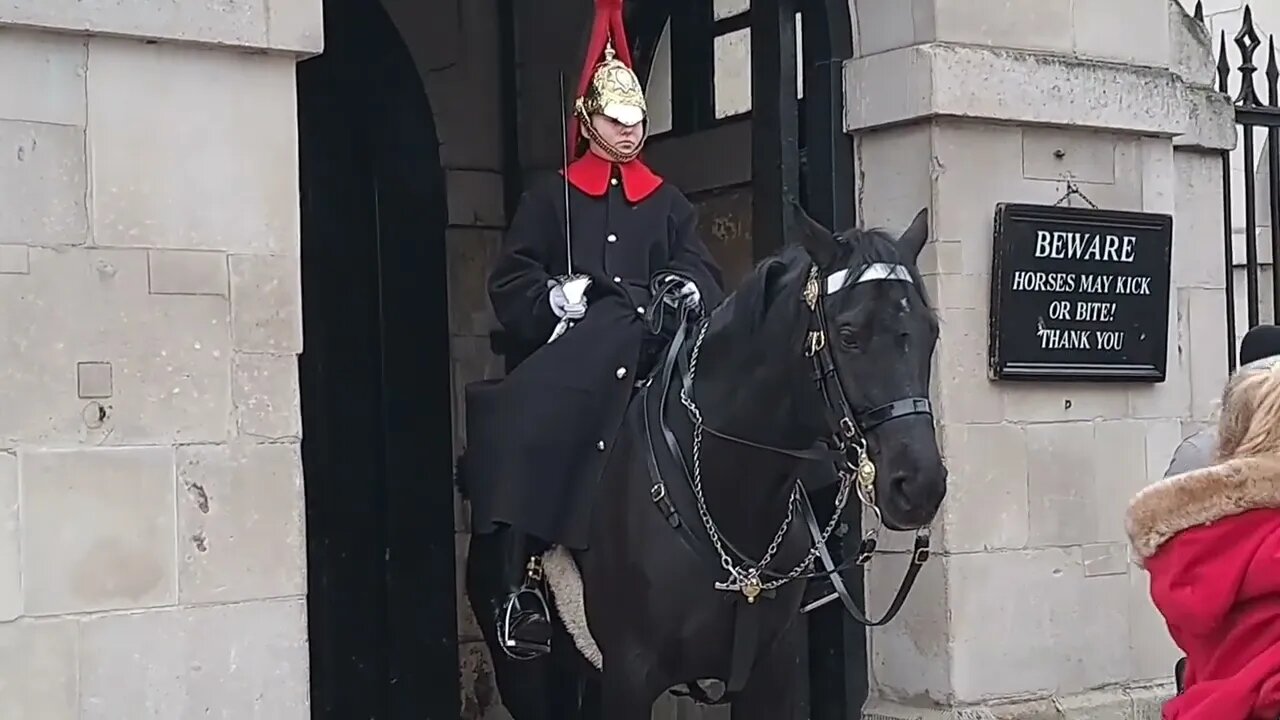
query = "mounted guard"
xmin=458 ymin=0 xmax=726 ymax=661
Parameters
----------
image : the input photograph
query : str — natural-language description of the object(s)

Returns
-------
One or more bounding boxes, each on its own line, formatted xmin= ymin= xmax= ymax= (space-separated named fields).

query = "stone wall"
xmin=1 ymin=0 xmax=1239 ymax=717
xmin=0 ymin=1 xmax=804 ymax=718
xmin=0 ymin=0 xmax=518 ymax=714
xmin=0 ymin=2 xmax=321 ymax=713
xmin=847 ymin=1 xmax=1235 ymax=717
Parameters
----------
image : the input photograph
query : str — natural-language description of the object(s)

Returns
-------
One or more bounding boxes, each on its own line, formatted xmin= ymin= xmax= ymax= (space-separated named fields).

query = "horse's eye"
xmin=838 ymin=326 xmax=860 ymax=350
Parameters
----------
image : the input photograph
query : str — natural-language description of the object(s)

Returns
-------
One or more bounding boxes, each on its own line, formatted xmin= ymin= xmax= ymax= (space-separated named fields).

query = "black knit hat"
xmin=1239 ymin=324 xmax=1280 ymax=366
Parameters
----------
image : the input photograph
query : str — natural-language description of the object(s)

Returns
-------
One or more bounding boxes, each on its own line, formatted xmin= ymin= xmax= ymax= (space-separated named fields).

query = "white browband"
xmin=824 ymin=263 xmax=914 ymax=295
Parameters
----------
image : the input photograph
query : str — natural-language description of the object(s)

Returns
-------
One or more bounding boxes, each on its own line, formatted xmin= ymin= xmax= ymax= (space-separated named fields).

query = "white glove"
xmin=663 ymin=275 xmax=701 ymax=308
xmin=548 ymin=281 xmax=587 ymax=320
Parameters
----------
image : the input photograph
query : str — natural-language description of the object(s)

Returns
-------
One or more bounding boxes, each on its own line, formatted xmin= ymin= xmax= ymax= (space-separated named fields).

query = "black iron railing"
xmin=1218 ymin=4 xmax=1280 ymax=370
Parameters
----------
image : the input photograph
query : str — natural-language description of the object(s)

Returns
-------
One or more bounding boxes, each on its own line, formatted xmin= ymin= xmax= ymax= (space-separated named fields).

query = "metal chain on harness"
xmin=651 ymin=261 xmax=934 ymax=634
xmin=679 ymin=319 xmax=860 ymax=602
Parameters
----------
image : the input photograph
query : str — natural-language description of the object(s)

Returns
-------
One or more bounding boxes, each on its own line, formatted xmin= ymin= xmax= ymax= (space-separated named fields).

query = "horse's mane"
xmin=707 ymin=226 xmax=935 ymax=340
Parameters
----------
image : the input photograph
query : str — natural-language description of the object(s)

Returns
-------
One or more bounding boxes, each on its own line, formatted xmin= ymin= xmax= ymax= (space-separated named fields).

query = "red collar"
xmin=563 ymin=152 xmax=663 ymax=203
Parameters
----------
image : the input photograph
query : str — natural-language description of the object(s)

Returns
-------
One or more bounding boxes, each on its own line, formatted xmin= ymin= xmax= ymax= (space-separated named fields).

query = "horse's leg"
xmin=481 ymin=646 xmax=554 ymax=720
xmin=600 ymin=668 xmax=662 ymax=720
xmin=579 ymin=674 xmax=603 ymax=720
xmin=729 ymin=622 xmax=805 ymax=720
xmin=545 ymin=638 xmax=587 ymax=720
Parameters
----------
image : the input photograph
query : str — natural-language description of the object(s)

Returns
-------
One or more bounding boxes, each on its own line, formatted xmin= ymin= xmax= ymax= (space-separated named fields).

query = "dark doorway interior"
xmin=297 ymin=0 xmax=459 ymax=717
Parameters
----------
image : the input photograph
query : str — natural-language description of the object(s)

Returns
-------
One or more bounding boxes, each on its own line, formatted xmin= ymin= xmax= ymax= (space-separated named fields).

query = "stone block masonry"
xmin=0 ymin=0 xmax=1236 ymax=716
xmin=848 ymin=0 xmax=1230 ymax=716
xmin=8 ymin=0 xmax=542 ymax=715
xmin=0 ymin=15 xmax=314 ymax=716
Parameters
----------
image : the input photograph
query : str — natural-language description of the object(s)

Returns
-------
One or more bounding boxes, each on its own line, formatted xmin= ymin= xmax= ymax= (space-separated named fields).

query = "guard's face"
xmin=588 ymin=114 xmax=644 ymax=156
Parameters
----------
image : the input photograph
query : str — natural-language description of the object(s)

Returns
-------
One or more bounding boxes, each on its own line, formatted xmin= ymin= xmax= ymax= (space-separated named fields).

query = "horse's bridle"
xmin=791 ymin=260 xmax=936 ymax=625
xmin=803 ymin=260 xmax=937 ymax=518
xmin=648 ymin=255 xmax=938 ymax=628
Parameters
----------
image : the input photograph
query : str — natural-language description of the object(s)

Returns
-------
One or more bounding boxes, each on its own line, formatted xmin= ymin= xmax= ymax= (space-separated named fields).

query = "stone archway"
xmin=296 ymin=0 xmax=457 ymax=717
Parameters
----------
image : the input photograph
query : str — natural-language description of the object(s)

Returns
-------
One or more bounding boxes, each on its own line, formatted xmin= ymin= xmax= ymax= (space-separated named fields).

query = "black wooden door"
xmin=297 ymin=0 xmax=458 ymax=717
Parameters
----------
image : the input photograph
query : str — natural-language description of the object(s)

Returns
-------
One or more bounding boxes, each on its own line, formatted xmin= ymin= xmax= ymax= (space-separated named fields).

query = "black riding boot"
xmin=493 ymin=527 xmax=552 ymax=660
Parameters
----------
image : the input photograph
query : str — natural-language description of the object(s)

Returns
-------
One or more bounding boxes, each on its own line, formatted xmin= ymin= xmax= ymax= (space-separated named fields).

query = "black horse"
xmin=461 ymin=205 xmax=948 ymax=719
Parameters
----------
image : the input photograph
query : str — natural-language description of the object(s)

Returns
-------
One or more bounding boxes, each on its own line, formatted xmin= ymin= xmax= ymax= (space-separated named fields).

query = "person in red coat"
xmin=1127 ymin=360 xmax=1280 ymax=719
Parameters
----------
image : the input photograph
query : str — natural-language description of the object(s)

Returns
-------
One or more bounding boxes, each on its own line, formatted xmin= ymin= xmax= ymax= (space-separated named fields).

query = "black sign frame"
xmin=988 ymin=202 xmax=1174 ymax=383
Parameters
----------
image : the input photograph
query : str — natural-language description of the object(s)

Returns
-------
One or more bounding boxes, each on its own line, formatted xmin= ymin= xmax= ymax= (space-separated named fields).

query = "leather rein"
xmin=643 ymin=259 xmax=936 ymax=631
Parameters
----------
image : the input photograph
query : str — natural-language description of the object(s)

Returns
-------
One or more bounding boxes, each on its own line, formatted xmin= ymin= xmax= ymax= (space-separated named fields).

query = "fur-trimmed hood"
xmin=1128 ymin=455 xmax=1280 ymax=720
xmin=1126 ymin=455 xmax=1280 ymax=562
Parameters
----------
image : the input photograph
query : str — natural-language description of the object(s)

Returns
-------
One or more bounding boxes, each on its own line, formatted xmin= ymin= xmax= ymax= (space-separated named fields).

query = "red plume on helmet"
xmin=568 ymin=0 xmax=637 ymax=157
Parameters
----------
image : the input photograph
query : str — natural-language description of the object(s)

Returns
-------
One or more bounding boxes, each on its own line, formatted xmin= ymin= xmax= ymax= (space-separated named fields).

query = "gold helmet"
xmin=569 ymin=0 xmax=647 ymax=161
xmin=576 ymin=41 xmax=646 ymax=128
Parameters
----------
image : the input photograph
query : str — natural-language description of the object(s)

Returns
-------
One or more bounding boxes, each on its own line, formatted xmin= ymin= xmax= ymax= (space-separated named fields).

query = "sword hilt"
xmin=546 ymin=274 xmax=592 ymax=345
xmin=558 ymin=274 xmax=591 ymax=305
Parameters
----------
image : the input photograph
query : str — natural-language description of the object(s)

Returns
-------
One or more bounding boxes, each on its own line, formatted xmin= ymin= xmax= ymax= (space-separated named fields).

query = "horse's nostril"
xmin=889 ymin=473 xmax=912 ymax=506
xmin=889 ymin=472 xmax=927 ymax=511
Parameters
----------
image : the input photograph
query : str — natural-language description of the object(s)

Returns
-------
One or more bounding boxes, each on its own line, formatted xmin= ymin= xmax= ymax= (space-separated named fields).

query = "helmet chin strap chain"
xmin=577 ymin=111 xmax=645 ymax=163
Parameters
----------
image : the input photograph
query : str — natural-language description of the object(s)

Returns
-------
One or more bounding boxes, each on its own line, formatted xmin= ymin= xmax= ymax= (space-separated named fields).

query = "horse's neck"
xmin=694 ymin=312 xmax=826 ymax=453
xmin=687 ymin=315 xmax=827 ymax=550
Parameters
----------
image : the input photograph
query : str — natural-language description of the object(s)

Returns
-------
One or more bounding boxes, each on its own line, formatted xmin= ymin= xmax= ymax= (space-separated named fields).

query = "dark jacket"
xmin=461 ymin=156 xmax=724 ymax=549
xmin=1164 ymin=427 xmax=1218 ymax=479
xmin=1163 ymin=356 xmax=1280 ymax=480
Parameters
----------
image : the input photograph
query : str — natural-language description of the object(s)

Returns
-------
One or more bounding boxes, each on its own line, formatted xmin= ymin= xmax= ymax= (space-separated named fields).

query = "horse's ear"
xmin=896 ymin=208 xmax=929 ymax=263
xmin=744 ymin=258 xmax=790 ymax=328
xmin=788 ymin=197 xmax=839 ymax=268
xmin=760 ymin=258 xmax=789 ymax=320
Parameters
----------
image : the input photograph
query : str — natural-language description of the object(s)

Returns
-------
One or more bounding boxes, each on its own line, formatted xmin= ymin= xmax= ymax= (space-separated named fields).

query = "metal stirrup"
xmin=496 ymin=560 xmax=553 ymax=661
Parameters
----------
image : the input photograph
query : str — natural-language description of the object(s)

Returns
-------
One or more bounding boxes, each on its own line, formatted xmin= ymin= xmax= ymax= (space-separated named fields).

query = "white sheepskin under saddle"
xmin=541 ymin=546 xmax=727 ymax=702
xmin=540 ymin=546 xmax=603 ymax=669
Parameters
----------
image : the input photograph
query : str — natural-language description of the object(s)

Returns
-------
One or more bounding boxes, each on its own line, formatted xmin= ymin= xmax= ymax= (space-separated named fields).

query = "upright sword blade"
xmin=559 ymin=71 xmax=574 ymax=276
xmin=547 ymin=72 xmax=591 ymax=345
